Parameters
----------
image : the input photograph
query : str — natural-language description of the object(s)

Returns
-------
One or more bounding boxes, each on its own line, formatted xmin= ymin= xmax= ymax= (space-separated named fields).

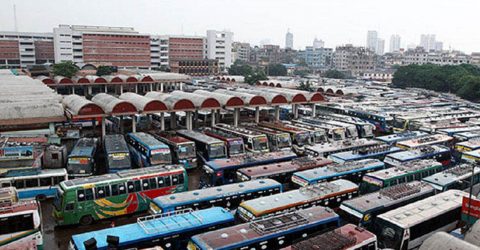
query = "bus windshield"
xmin=393 ymin=118 xmax=407 ymax=130
xmin=177 ymin=144 xmax=195 ymax=159
xmin=295 ymin=132 xmax=311 ymax=146
xmin=277 ymin=134 xmax=292 ymax=148
xmin=67 ymin=158 xmax=93 ymax=174
xmin=209 ymin=143 xmax=226 ymax=159
xmin=347 ymin=127 xmax=358 ymax=138
xmin=362 ymin=126 xmax=374 ymax=137
xmin=374 ymin=218 xmax=404 ymax=250
xmin=253 ymin=136 xmax=269 ymax=151
xmin=313 ymin=131 xmax=328 ymax=144
xmin=107 ymin=153 xmax=130 ymax=170
xmin=150 ymin=149 xmax=171 ymax=164
xmin=332 ymin=130 xmax=344 ymax=141
xmin=229 ymin=140 xmax=245 ymax=156
xmin=53 ymin=188 xmax=63 ymax=211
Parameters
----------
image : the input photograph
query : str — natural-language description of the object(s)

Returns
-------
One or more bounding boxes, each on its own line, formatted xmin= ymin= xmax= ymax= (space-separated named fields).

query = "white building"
xmin=0 ymin=31 xmax=54 ymax=68
xmin=206 ymin=30 xmax=233 ymax=70
xmin=285 ymin=30 xmax=293 ymax=49
xmin=389 ymin=34 xmax=401 ymax=52
xmin=376 ymin=39 xmax=385 ymax=55
xmin=149 ymin=35 xmax=170 ymax=69
xmin=366 ymin=30 xmax=378 ymax=53
xmin=313 ymin=38 xmax=325 ymax=49
xmin=232 ymin=42 xmax=251 ymax=62
xmin=419 ymin=34 xmax=439 ymax=51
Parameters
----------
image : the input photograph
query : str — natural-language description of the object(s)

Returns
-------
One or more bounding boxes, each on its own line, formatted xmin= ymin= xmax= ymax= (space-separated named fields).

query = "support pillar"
xmin=255 ymin=107 xmax=260 ymax=123
xmin=180 ymin=82 xmax=184 ymax=91
xmin=150 ymin=83 xmax=153 ymax=92
xmin=72 ymin=86 xmax=75 ymax=95
xmin=49 ymin=122 xmax=55 ymax=135
xmin=120 ymin=85 xmax=124 ymax=94
xmin=274 ymin=106 xmax=280 ymax=121
xmin=311 ymin=104 xmax=316 ymax=117
xmin=170 ymin=112 xmax=176 ymax=129
xmin=293 ymin=104 xmax=299 ymax=119
xmin=160 ymin=112 xmax=165 ymax=131
xmin=211 ymin=109 xmax=216 ymax=127
xmin=234 ymin=108 xmax=240 ymax=127
xmin=104 ymin=85 xmax=108 ymax=93
xmin=160 ymin=83 xmax=164 ymax=92
xmin=131 ymin=115 xmax=137 ymax=133
xmin=186 ymin=111 xmax=193 ymax=130
xmin=135 ymin=84 xmax=138 ymax=94
xmin=101 ymin=117 xmax=106 ymax=138
xmin=88 ymin=86 xmax=92 ymax=96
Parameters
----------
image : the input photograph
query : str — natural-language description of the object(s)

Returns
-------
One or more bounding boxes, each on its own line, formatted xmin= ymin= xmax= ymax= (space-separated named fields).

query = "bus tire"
xmin=80 ymin=215 xmax=94 ymax=226
xmin=36 ymin=194 xmax=46 ymax=201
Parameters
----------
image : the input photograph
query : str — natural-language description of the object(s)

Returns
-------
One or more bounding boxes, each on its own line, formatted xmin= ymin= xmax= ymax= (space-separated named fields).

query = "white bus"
xmin=0 ymin=169 xmax=68 ymax=200
xmin=373 ymin=190 xmax=467 ymax=250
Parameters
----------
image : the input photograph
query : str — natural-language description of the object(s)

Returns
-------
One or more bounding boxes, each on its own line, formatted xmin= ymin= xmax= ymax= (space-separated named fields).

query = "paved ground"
xmin=42 ymin=167 xmax=204 ymax=250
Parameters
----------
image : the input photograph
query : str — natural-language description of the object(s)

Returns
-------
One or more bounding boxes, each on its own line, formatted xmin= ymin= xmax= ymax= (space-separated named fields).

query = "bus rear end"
xmin=176 ymin=141 xmax=197 ymax=169
xmin=149 ymin=147 xmax=172 ymax=166
xmin=226 ymin=138 xmax=245 ymax=157
xmin=106 ymin=152 xmax=131 ymax=173
xmin=67 ymin=156 xmax=94 ymax=178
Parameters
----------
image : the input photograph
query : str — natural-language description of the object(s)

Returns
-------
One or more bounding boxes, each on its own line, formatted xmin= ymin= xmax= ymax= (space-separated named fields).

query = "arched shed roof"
xmin=234 ymin=88 xmax=288 ymax=105
xmin=193 ymin=90 xmax=244 ymax=108
xmin=119 ymin=92 xmax=168 ymax=113
xmin=171 ymin=91 xmax=221 ymax=109
xmin=214 ymin=89 xmax=267 ymax=107
xmin=91 ymin=93 xmax=137 ymax=115
xmin=145 ymin=92 xmax=195 ymax=111
xmin=36 ymin=76 xmax=54 ymax=85
xmin=62 ymin=94 xmax=104 ymax=117
xmin=54 ymin=76 xmax=73 ymax=84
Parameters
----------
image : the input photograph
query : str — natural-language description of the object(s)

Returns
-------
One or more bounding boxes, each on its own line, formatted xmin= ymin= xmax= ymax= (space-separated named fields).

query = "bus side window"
xmin=164 ymin=176 xmax=172 ymax=187
xmin=134 ymin=180 xmax=142 ymax=192
xmin=178 ymin=174 xmax=185 ymax=184
xmin=149 ymin=178 xmax=157 ymax=189
xmin=95 ymin=186 xmax=107 ymax=199
xmin=127 ymin=181 xmax=135 ymax=193
xmin=158 ymin=177 xmax=165 ymax=187
xmin=398 ymin=177 xmax=406 ymax=184
xmin=77 ymin=189 xmax=86 ymax=202
xmin=172 ymin=175 xmax=179 ymax=185
xmin=14 ymin=180 xmax=25 ymax=189
xmin=142 ymin=179 xmax=151 ymax=190
xmin=25 ymin=178 xmax=39 ymax=188
xmin=111 ymin=184 xmax=119 ymax=196
xmin=414 ymin=173 xmax=421 ymax=180
xmin=1 ymin=182 xmax=10 ymax=188
xmin=407 ymin=175 xmax=414 ymax=182
xmin=40 ymin=177 xmax=52 ymax=187
xmin=118 ymin=183 xmax=127 ymax=195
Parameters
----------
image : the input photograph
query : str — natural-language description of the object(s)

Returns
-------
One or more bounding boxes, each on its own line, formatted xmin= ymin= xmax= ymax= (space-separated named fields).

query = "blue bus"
xmin=188 ymin=206 xmax=339 ymax=250
xmin=375 ymin=131 xmax=429 ymax=145
xmin=103 ymin=134 xmax=131 ymax=173
xmin=292 ymin=159 xmax=385 ymax=187
xmin=328 ymin=144 xmax=402 ymax=163
xmin=69 ymin=207 xmax=234 ymax=250
xmin=126 ymin=132 xmax=172 ymax=168
xmin=67 ymin=138 xmax=98 ymax=178
xmin=383 ymin=145 xmax=451 ymax=167
xmin=0 ymin=169 xmax=67 ymax=200
xmin=150 ymin=179 xmax=282 ymax=214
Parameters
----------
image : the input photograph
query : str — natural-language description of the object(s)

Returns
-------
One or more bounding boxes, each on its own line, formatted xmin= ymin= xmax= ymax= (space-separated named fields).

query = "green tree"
xmin=267 ymin=64 xmax=287 ymax=76
xmin=293 ymin=69 xmax=311 ymax=78
xmin=244 ymin=69 xmax=268 ymax=85
xmin=297 ymin=80 xmax=314 ymax=92
xmin=52 ymin=61 xmax=78 ymax=78
xmin=228 ymin=60 xmax=253 ymax=76
xmin=323 ymin=69 xmax=345 ymax=79
xmin=96 ymin=65 xmax=114 ymax=76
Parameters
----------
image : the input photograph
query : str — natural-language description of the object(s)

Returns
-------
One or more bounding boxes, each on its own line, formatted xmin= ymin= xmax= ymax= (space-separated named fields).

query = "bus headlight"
xmin=149 ymin=203 xmax=162 ymax=214
xmin=203 ymin=165 xmax=214 ymax=174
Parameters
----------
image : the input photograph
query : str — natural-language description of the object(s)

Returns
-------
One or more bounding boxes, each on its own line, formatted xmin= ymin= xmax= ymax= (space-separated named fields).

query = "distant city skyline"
xmin=0 ymin=0 xmax=478 ymax=52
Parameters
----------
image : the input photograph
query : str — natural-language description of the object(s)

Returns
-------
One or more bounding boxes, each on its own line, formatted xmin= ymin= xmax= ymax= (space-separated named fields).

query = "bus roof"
xmin=69 ymin=138 xmax=97 ymax=158
xmin=377 ymin=190 xmax=467 ymax=228
xmin=0 ymin=136 xmax=47 ymax=148
xmin=2 ymin=168 xmax=67 ymax=179
xmin=396 ymin=134 xmax=453 ymax=148
xmin=176 ymin=130 xmax=224 ymax=144
xmin=153 ymin=179 xmax=281 ymax=208
xmin=61 ymin=165 xmax=184 ymax=188
xmin=104 ymin=134 xmax=129 ymax=153
xmin=365 ymin=159 xmax=441 ymax=181
xmin=456 ymin=139 xmax=480 ymax=150
xmin=384 ymin=145 xmax=449 ymax=162
xmin=289 ymin=224 xmax=376 ymax=250
xmin=191 ymin=206 xmax=338 ymax=249
xmin=128 ymin=132 xmax=167 ymax=149
xmin=463 ymin=149 xmax=480 ymax=159
xmin=293 ymin=159 xmax=384 ymax=182
xmin=341 ymin=181 xmax=434 ymax=214
xmin=329 ymin=145 xmax=402 ymax=162
xmin=375 ymin=131 xmax=429 ymax=144
xmin=0 ymin=199 xmax=38 ymax=215
xmin=205 ymin=150 xmax=297 ymax=171
xmin=422 ymin=164 xmax=480 ymax=189
xmin=215 ymin=123 xmax=267 ymax=137
xmin=71 ymin=207 xmax=234 ymax=250
xmin=201 ymin=127 xmax=243 ymax=140
xmin=306 ymin=139 xmax=380 ymax=155
xmin=240 ymin=179 xmax=357 ymax=216
xmin=238 ymin=157 xmax=333 ymax=179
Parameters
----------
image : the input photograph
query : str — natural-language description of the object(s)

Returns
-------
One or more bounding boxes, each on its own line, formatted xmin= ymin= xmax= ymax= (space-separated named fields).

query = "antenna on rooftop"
xmin=13 ymin=4 xmax=18 ymax=32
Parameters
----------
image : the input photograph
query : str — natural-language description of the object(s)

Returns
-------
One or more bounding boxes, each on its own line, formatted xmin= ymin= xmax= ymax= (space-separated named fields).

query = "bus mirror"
xmin=84 ymin=238 xmax=97 ymax=250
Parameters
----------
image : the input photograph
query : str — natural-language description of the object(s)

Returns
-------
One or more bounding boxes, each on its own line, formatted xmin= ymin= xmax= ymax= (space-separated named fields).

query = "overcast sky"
xmin=0 ymin=0 xmax=478 ymax=52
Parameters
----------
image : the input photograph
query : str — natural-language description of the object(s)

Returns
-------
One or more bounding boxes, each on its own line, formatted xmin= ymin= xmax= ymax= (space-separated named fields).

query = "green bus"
xmin=53 ymin=165 xmax=187 ymax=226
xmin=360 ymin=159 xmax=443 ymax=193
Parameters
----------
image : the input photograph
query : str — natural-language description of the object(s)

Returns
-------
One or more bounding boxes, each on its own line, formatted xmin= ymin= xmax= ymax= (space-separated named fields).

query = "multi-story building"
xmin=366 ymin=30 xmax=378 ymax=53
xmin=389 ymin=34 xmax=401 ymax=52
xmin=0 ymin=32 xmax=55 ymax=68
xmin=166 ymin=36 xmax=218 ymax=76
xmin=313 ymin=38 xmax=325 ymax=49
xmin=333 ymin=44 xmax=376 ymax=76
xmin=285 ymin=30 xmax=293 ymax=49
xmin=53 ymin=25 xmax=151 ymax=68
xmin=403 ymin=47 xmax=470 ymax=65
xmin=376 ymin=39 xmax=385 ymax=55
xmin=419 ymin=34 xmax=443 ymax=52
xmin=150 ymin=35 xmax=169 ymax=69
xmin=298 ymin=46 xmax=333 ymax=68
xmin=471 ymin=52 xmax=480 ymax=66
xmin=232 ymin=42 xmax=251 ymax=62
xmin=206 ymin=30 xmax=233 ymax=70
xmin=169 ymin=59 xmax=218 ymax=76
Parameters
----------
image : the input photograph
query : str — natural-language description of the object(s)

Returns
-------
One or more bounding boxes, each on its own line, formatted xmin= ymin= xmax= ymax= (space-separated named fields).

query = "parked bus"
xmin=243 ymin=125 xmax=293 ymax=151
xmin=214 ymin=123 xmax=269 ymax=153
xmin=176 ymin=130 xmax=227 ymax=163
xmin=314 ymin=119 xmax=360 ymax=139
xmin=69 ymin=207 xmax=234 ymax=250
xmin=0 ymin=169 xmax=67 ymax=200
xmin=103 ymin=134 xmax=131 ymax=173
xmin=53 ymin=165 xmax=187 ymax=226
xmin=396 ymin=134 xmax=453 ymax=150
xmin=420 ymin=232 xmax=479 ymax=250
xmin=422 ymin=164 xmax=480 ymax=192
xmin=285 ymin=223 xmax=378 ymax=250
xmin=438 ymin=126 xmax=480 ymax=137
xmin=293 ymin=118 xmax=347 ymax=142
xmin=453 ymin=131 xmax=480 ymax=142
xmin=126 ymin=132 xmax=172 ymax=168
xmin=0 ymin=136 xmax=45 ymax=161
xmin=284 ymin=122 xmax=329 ymax=144
xmin=0 ymin=193 xmax=43 ymax=250
xmin=151 ymin=131 xmax=198 ymax=169
xmin=306 ymin=138 xmax=381 ymax=158
xmin=462 ymin=148 xmax=480 ymax=163
xmin=329 ymin=144 xmax=402 ymax=163
xmin=237 ymin=156 xmax=333 ymax=184
xmin=373 ymin=190 xmax=467 ymax=250
xmin=383 ymin=145 xmax=451 ymax=167
xmin=292 ymin=159 xmax=385 ymax=187
xmin=237 ymin=179 xmax=358 ymax=221
xmin=340 ymin=181 xmax=435 ymax=229
xmin=200 ymin=127 xmax=245 ymax=157
xmin=375 ymin=131 xmax=429 ymax=145
xmin=361 ymin=159 xmax=443 ymax=193
xmin=188 ymin=206 xmax=339 ymax=250
xmin=150 ymin=179 xmax=282 ymax=214
xmin=259 ymin=121 xmax=313 ymax=147
xmin=67 ymin=137 xmax=98 ymax=178
xmin=316 ymin=112 xmax=377 ymax=138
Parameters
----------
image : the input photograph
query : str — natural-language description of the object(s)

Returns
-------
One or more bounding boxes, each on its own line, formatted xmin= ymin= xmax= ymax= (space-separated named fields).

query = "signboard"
xmin=0 ymin=146 xmax=34 ymax=161
xmin=462 ymin=196 xmax=480 ymax=219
